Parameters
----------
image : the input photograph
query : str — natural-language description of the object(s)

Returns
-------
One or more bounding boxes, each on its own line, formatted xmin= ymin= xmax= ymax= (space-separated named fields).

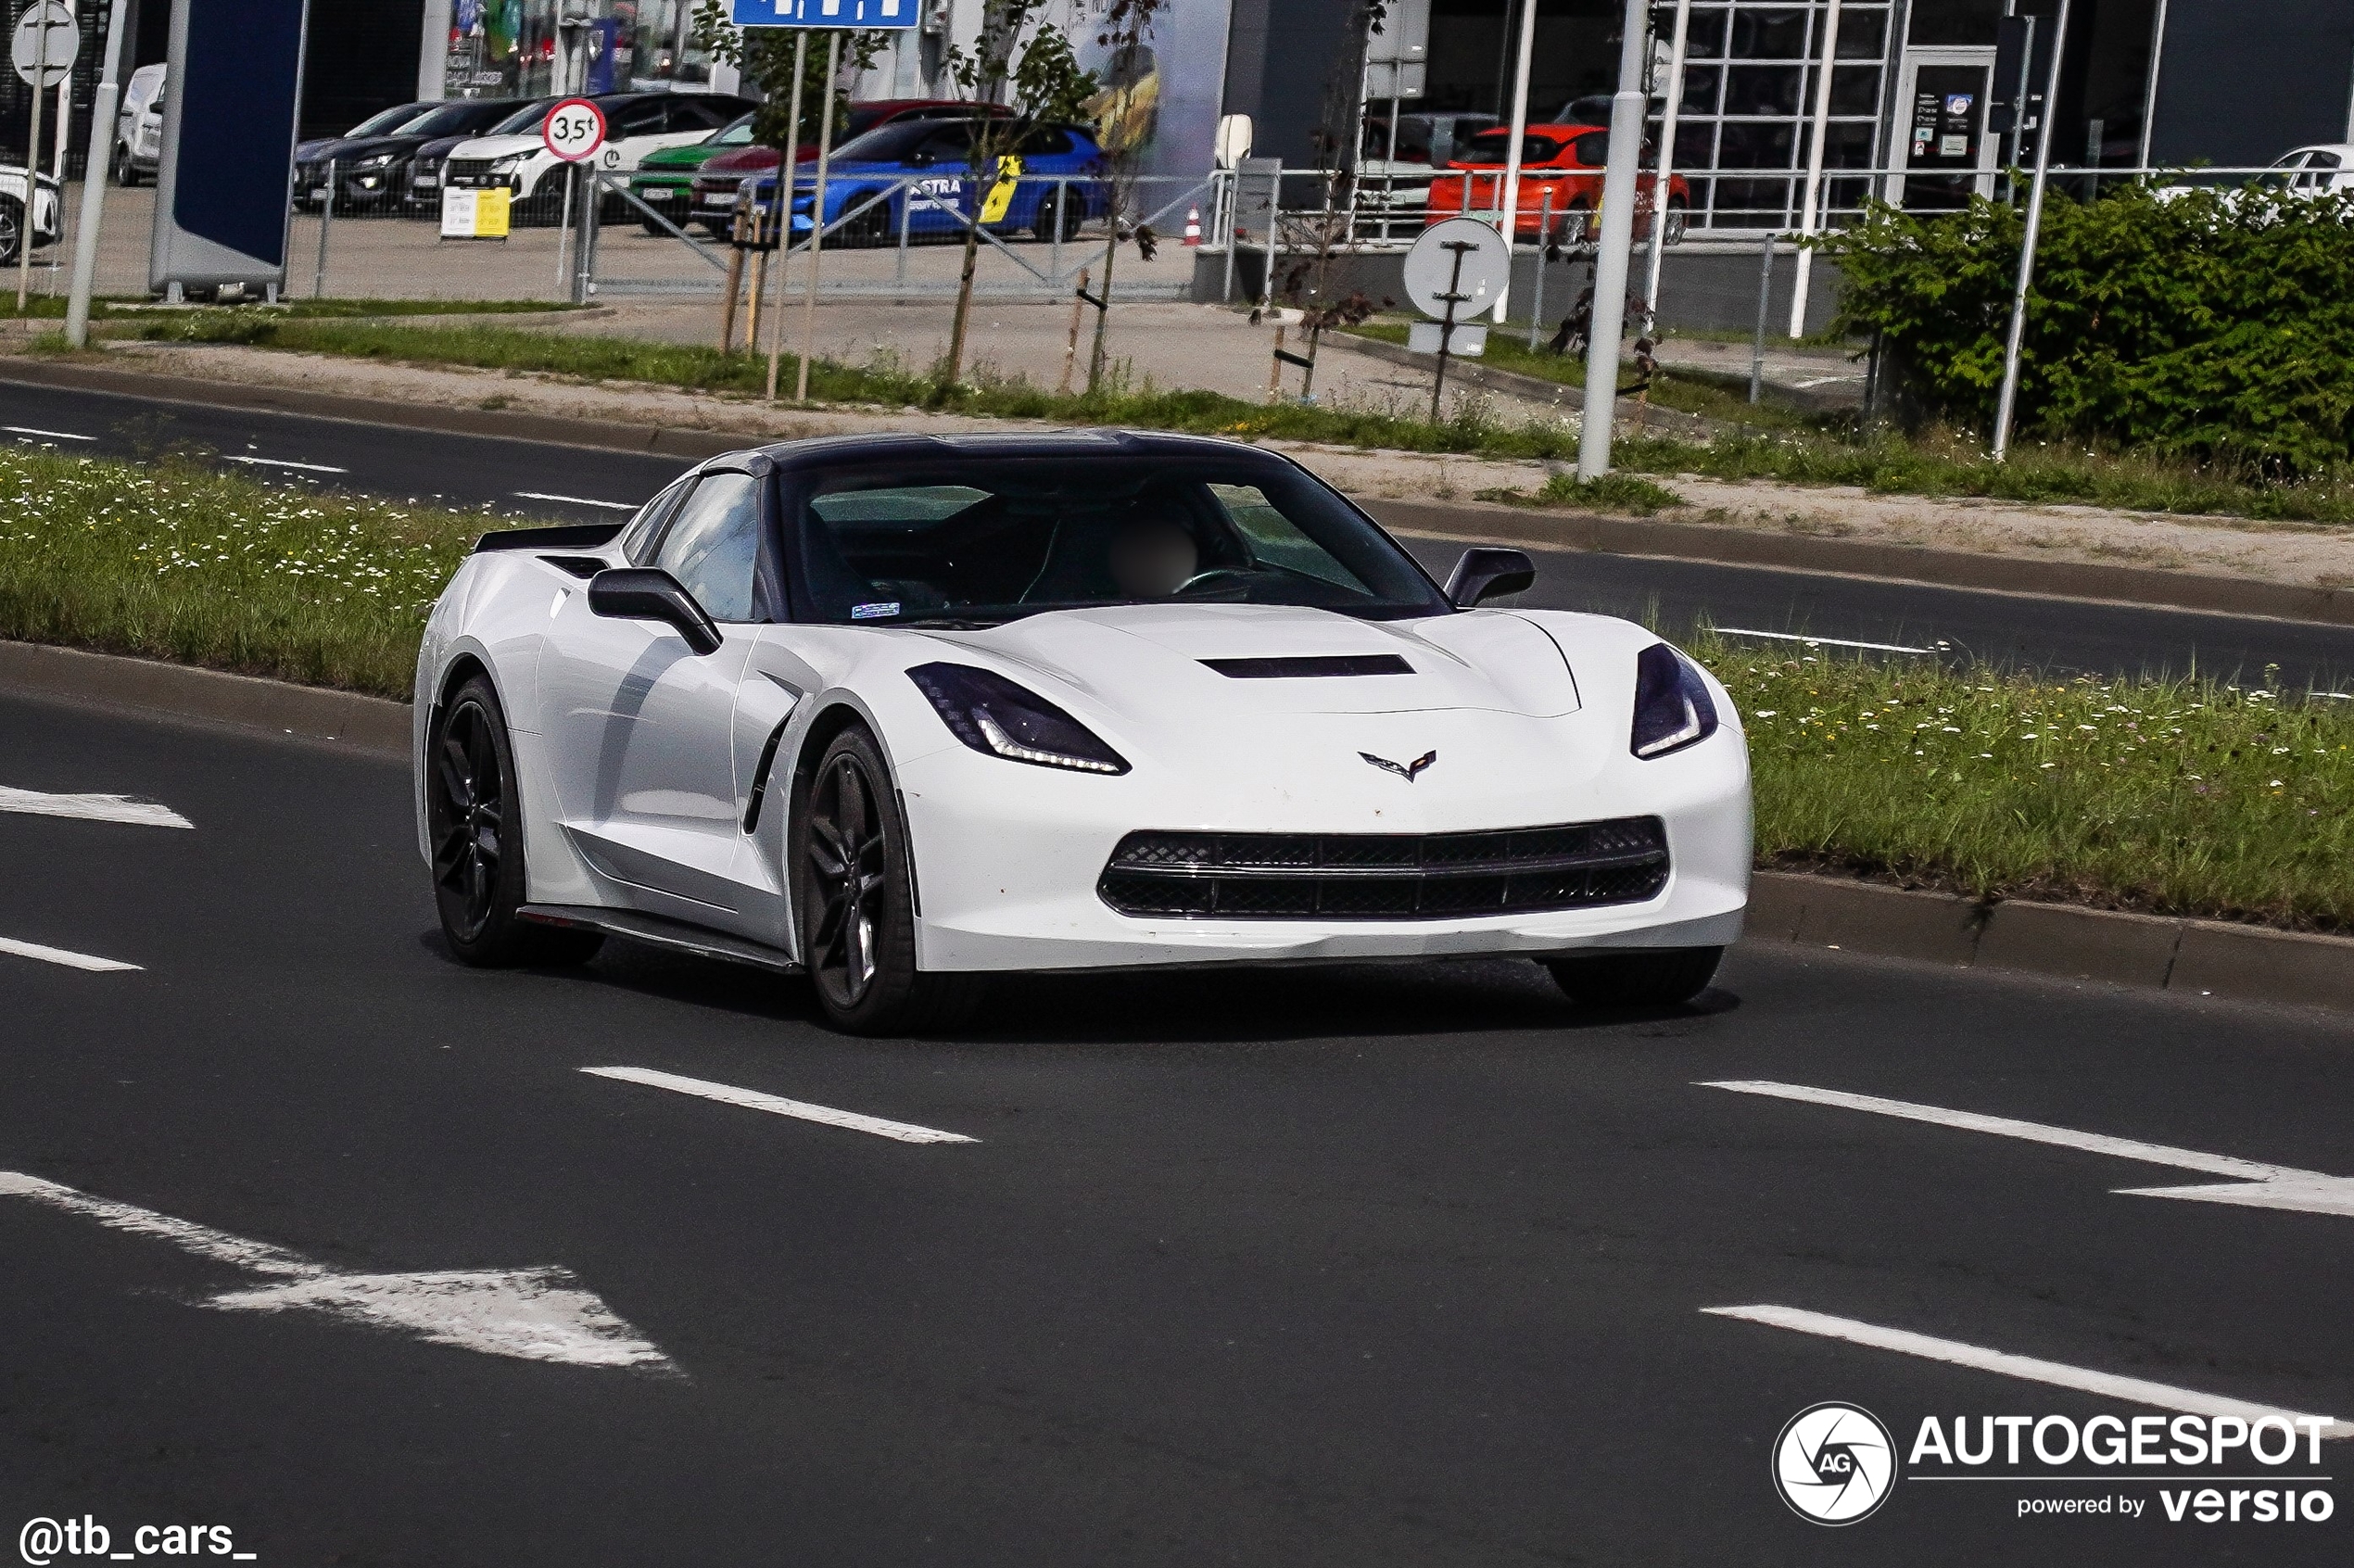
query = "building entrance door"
xmin=1885 ymin=47 xmax=1999 ymax=209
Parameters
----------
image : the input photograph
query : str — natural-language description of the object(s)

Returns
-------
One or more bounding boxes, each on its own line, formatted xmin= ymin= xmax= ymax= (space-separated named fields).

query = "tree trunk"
xmin=1085 ymin=223 xmax=1119 ymax=396
xmin=942 ymin=208 xmax=984 ymax=389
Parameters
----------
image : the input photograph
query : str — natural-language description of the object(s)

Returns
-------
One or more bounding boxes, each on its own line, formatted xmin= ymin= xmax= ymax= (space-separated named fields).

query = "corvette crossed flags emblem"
xmin=1360 ymin=750 xmax=1437 ymax=782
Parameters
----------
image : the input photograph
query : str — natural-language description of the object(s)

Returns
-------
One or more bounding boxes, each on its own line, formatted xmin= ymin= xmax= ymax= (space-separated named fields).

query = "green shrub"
xmin=1826 ymin=183 xmax=2354 ymax=471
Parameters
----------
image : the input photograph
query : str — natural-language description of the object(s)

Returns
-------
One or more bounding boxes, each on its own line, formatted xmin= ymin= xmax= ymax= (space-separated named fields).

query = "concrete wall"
xmin=1192 ymin=242 xmax=1845 ymax=338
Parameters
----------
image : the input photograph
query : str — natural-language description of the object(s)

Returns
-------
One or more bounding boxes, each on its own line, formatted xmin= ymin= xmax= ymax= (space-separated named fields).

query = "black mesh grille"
xmin=1098 ymin=816 xmax=1669 ymax=921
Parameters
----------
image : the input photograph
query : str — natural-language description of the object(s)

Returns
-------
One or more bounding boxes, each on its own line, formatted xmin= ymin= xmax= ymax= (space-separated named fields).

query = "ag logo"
xmin=1773 ymin=1402 xmax=1896 ymax=1524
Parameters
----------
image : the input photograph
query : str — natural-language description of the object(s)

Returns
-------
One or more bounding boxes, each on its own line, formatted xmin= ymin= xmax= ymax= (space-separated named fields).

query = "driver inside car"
xmin=1106 ymin=510 xmax=1202 ymax=599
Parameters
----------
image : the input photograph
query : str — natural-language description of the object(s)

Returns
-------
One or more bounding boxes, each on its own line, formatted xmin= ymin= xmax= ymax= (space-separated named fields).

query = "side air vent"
xmin=538 ymin=555 xmax=609 ymax=579
xmin=1201 ymin=655 xmax=1413 ymax=678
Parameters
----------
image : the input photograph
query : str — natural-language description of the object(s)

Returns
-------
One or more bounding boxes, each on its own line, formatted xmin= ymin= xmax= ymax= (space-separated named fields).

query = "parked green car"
xmin=627 ymin=113 xmax=756 ymax=234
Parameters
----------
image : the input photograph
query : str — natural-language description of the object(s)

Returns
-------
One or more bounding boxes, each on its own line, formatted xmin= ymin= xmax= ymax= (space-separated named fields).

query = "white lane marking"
xmin=4 ymin=424 xmax=93 ymax=441
xmin=515 ymin=491 xmax=637 ymax=510
xmin=1713 ymin=627 xmax=1937 ymax=655
xmin=1791 ymin=374 xmax=1863 ymax=388
xmin=0 ymin=935 xmax=140 ymax=972
xmin=0 ymin=785 xmax=193 ymax=828
xmin=583 ymin=1066 xmax=979 ymax=1144
xmin=1702 ymin=1080 xmax=2354 ymax=1219
xmin=223 ymin=455 xmax=348 ymax=474
xmin=0 ymin=1169 xmax=671 ymax=1370
xmin=1702 ymin=1306 xmax=2353 ymax=1440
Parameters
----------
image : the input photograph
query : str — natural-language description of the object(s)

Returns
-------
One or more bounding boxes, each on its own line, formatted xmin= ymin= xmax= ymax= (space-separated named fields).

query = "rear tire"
xmin=0 ymin=196 xmax=22 ymax=268
xmin=426 ymin=674 xmax=604 ymax=968
xmin=792 ymin=726 xmax=987 ymax=1036
xmin=1032 ymin=187 xmax=1082 ymax=243
xmin=1543 ymin=947 xmax=1721 ymax=1008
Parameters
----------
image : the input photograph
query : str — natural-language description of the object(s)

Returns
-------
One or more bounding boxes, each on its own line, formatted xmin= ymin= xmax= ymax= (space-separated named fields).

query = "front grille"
xmin=1098 ymin=816 xmax=1668 ymax=921
xmin=444 ymin=158 xmax=499 ymax=186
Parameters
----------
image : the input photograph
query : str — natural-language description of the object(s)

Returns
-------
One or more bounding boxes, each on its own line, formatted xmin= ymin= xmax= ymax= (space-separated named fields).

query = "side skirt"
xmin=519 ymin=904 xmax=802 ymax=975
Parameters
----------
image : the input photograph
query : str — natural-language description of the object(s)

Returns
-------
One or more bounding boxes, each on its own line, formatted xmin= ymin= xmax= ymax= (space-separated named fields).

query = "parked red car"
xmin=1424 ymin=122 xmax=1690 ymax=244
xmin=687 ymin=99 xmax=1015 ymax=236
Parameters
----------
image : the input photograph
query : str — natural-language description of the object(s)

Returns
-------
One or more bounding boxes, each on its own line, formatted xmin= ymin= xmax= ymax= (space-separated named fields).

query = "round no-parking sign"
xmin=541 ymin=97 xmax=606 ymax=164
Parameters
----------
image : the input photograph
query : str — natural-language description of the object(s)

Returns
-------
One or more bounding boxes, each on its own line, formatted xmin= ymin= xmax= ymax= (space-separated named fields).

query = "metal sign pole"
xmin=65 ymin=0 xmax=132 ymax=347
xmin=764 ymin=30 xmax=808 ymax=403
xmin=1992 ymin=0 xmax=2070 ymax=462
xmin=1574 ymin=0 xmax=1651 ymax=480
xmin=1786 ymin=0 xmax=1842 ymax=339
xmin=1490 ymin=0 xmax=1538 ymax=323
xmin=1641 ymin=0 xmax=1693 ymax=327
xmin=1430 ymin=240 xmax=1472 ymax=422
xmin=17 ymin=2 xmax=52 ymax=311
xmin=795 ymin=31 xmax=839 ymax=405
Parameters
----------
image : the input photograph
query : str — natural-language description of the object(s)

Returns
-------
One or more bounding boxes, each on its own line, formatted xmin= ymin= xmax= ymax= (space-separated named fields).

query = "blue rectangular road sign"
xmin=730 ymin=0 xmax=922 ymax=25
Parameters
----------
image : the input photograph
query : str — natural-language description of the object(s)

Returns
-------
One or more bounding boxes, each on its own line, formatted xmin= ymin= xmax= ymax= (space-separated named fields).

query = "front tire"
xmin=1543 ymin=947 xmax=1721 ymax=1007
xmin=792 ymin=727 xmax=986 ymax=1035
xmin=426 ymin=675 xmax=602 ymax=968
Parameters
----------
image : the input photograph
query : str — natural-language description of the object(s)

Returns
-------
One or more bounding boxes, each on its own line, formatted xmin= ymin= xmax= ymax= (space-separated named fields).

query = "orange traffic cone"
xmin=1183 ymin=205 xmax=1201 ymax=246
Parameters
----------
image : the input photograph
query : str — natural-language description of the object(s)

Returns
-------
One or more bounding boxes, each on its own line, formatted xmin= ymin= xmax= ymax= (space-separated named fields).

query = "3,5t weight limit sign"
xmin=542 ymin=97 xmax=606 ymax=163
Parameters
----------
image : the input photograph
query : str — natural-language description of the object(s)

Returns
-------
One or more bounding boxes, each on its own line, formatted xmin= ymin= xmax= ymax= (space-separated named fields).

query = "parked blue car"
xmin=746 ymin=119 xmax=1107 ymax=247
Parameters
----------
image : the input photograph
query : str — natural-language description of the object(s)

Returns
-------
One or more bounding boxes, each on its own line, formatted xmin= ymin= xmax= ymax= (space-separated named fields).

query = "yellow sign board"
xmin=439 ymin=186 xmax=511 ymax=240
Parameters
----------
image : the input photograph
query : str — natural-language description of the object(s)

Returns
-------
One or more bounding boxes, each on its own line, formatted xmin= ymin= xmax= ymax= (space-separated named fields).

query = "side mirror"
xmin=587 ymin=567 xmax=724 ymax=656
xmin=1444 ymin=547 xmax=1536 ymax=608
xmin=908 ymin=148 xmax=934 ymax=168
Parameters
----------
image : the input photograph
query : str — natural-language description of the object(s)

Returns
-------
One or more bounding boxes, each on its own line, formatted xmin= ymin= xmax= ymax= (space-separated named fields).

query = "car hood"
xmin=640 ymin=141 xmax=726 ymax=171
xmin=449 ymin=133 xmax=544 ymax=160
xmin=702 ymin=145 xmax=781 ymax=172
xmin=926 ymin=603 xmax=1582 ymax=725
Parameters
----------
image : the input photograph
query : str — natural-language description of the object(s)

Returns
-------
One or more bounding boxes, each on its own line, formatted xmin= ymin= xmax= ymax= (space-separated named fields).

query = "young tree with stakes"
xmin=1079 ymin=0 xmax=1165 ymax=395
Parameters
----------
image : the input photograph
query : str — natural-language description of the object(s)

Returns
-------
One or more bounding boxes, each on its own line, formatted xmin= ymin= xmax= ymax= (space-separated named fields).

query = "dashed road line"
xmin=1702 ymin=1305 xmax=2353 ymax=1439
xmin=4 ymin=424 xmax=93 ymax=441
xmin=1713 ymin=627 xmax=1937 ymax=654
xmin=1702 ymin=1080 xmax=2354 ymax=1219
xmin=582 ymin=1066 xmax=979 ymax=1144
xmin=0 ymin=785 xmax=193 ymax=828
xmin=224 ymin=455 xmax=348 ymax=474
xmin=0 ymin=935 xmax=140 ymax=972
xmin=515 ymin=491 xmax=636 ymax=510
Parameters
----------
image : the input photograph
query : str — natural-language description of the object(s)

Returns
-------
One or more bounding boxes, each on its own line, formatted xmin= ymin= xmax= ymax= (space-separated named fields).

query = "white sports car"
xmin=414 ymin=432 xmax=1751 ymax=1033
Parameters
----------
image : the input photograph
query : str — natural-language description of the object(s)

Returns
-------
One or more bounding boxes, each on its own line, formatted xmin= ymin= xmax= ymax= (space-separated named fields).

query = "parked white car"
xmin=0 ymin=163 xmax=63 ymax=263
xmin=442 ymin=91 xmax=753 ymax=216
xmin=2258 ymin=145 xmax=2354 ymax=194
xmin=112 ymin=63 xmax=165 ymax=185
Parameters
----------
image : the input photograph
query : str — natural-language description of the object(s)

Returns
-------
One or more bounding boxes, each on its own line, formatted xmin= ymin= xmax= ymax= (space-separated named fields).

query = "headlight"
xmin=489 ymin=153 xmax=527 ymax=171
xmin=1629 ymin=642 xmax=1719 ymax=759
xmin=908 ymin=663 xmax=1130 ymax=775
xmin=356 ymin=151 xmax=396 ymax=167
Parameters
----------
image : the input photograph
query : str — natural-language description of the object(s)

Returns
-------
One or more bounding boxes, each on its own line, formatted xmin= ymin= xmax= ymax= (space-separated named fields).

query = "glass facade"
xmin=1653 ymin=2 xmax=1896 ymax=230
xmin=441 ymin=0 xmax=720 ymax=99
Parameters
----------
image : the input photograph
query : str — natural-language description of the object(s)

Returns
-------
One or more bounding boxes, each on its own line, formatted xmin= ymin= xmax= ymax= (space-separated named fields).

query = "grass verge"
xmin=1707 ymin=629 xmax=2354 ymax=932
xmin=0 ymin=434 xmax=2346 ymax=932
xmin=108 ymin=312 xmax=2354 ymax=528
xmin=0 ymin=443 xmax=477 ymax=695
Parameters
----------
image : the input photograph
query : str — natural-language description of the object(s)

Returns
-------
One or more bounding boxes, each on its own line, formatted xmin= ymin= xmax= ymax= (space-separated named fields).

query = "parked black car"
xmin=292 ymin=102 xmax=437 ymax=210
xmin=296 ymin=98 xmax=526 ymax=210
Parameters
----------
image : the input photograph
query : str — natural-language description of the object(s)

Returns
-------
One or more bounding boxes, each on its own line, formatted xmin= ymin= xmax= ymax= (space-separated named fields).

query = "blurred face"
xmin=1107 ymin=517 xmax=1199 ymax=599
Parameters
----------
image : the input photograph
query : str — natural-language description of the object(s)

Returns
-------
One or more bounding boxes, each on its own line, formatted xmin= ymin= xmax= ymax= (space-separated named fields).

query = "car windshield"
xmin=782 ymin=454 xmax=1450 ymax=626
xmin=1456 ymin=131 xmax=1564 ymax=165
xmin=401 ymin=101 xmax=514 ymax=138
xmin=348 ymin=104 xmax=430 ymax=137
xmin=711 ymin=115 xmax=755 ymax=145
xmin=488 ymin=99 xmax=555 ymax=135
xmin=831 ymin=118 xmax=977 ymax=163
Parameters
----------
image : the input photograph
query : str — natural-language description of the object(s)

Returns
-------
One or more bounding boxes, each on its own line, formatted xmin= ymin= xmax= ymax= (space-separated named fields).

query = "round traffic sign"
xmin=1402 ymin=217 xmax=1512 ymax=321
xmin=10 ymin=2 xmax=77 ymax=90
xmin=541 ymin=97 xmax=606 ymax=164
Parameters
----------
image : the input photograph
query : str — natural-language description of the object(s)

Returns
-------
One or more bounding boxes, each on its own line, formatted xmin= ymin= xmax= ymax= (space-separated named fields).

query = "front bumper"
xmin=895 ymin=707 xmax=1750 ymax=973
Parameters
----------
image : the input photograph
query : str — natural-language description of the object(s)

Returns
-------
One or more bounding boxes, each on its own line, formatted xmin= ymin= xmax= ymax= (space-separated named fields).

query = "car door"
xmin=594 ymin=96 xmax=672 ymax=175
xmin=537 ymin=467 xmax=769 ymax=922
xmin=907 ymin=122 xmax=976 ymax=238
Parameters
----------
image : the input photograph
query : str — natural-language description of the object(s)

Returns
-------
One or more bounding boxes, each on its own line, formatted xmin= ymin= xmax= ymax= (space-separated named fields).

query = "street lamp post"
xmin=1575 ymin=0 xmax=1652 ymax=480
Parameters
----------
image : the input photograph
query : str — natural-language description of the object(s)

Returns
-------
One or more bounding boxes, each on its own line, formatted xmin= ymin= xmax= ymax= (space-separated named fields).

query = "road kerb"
xmin=0 ymin=639 xmax=408 ymax=755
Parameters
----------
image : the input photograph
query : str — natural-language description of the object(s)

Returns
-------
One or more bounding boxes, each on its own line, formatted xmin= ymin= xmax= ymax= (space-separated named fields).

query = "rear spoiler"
xmin=473 ymin=520 xmax=628 ymax=554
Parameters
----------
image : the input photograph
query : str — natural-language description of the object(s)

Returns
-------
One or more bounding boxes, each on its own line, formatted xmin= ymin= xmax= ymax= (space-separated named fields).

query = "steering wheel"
xmin=1171 ymin=568 xmax=1256 ymax=601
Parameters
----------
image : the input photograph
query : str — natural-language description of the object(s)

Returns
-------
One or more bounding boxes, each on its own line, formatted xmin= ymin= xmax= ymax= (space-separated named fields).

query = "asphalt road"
xmin=6 ymin=373 xmax=2354 ymax=690
xmin=3 ymin=691 xmax=2350 ymax=1565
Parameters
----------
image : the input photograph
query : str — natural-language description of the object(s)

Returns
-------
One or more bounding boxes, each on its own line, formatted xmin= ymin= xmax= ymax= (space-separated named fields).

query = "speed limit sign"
xmin=541 ymin=97 xmax=606 ymax=163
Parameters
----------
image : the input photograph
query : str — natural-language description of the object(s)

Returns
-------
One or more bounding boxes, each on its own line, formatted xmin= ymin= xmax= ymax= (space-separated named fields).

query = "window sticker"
xmin=851 ymin=601 xmax=902 ymax=621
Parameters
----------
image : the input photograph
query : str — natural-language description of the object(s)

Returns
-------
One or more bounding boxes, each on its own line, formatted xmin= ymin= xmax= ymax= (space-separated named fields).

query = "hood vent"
xmin=1201 ymin=655 xmax=1413 ymax=679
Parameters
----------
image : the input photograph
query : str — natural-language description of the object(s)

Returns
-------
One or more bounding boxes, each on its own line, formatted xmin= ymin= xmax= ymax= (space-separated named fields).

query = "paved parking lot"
xmin=3 ymin=688 xmax=2348 ymax=1565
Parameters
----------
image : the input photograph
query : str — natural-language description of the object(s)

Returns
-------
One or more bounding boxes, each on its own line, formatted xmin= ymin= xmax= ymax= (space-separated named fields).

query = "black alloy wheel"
xmin=1033 ymin=187 xmax=1082 ymax=243
xmin=0 ymin=196 xmax=23 ymax=269
xmin=426 ymin=675 xmax=601 ymax=967
xmin=793 ymin=727 xmax=985 ymax=1035
xmin=843 ymin=197 xmax=892 ymax=248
